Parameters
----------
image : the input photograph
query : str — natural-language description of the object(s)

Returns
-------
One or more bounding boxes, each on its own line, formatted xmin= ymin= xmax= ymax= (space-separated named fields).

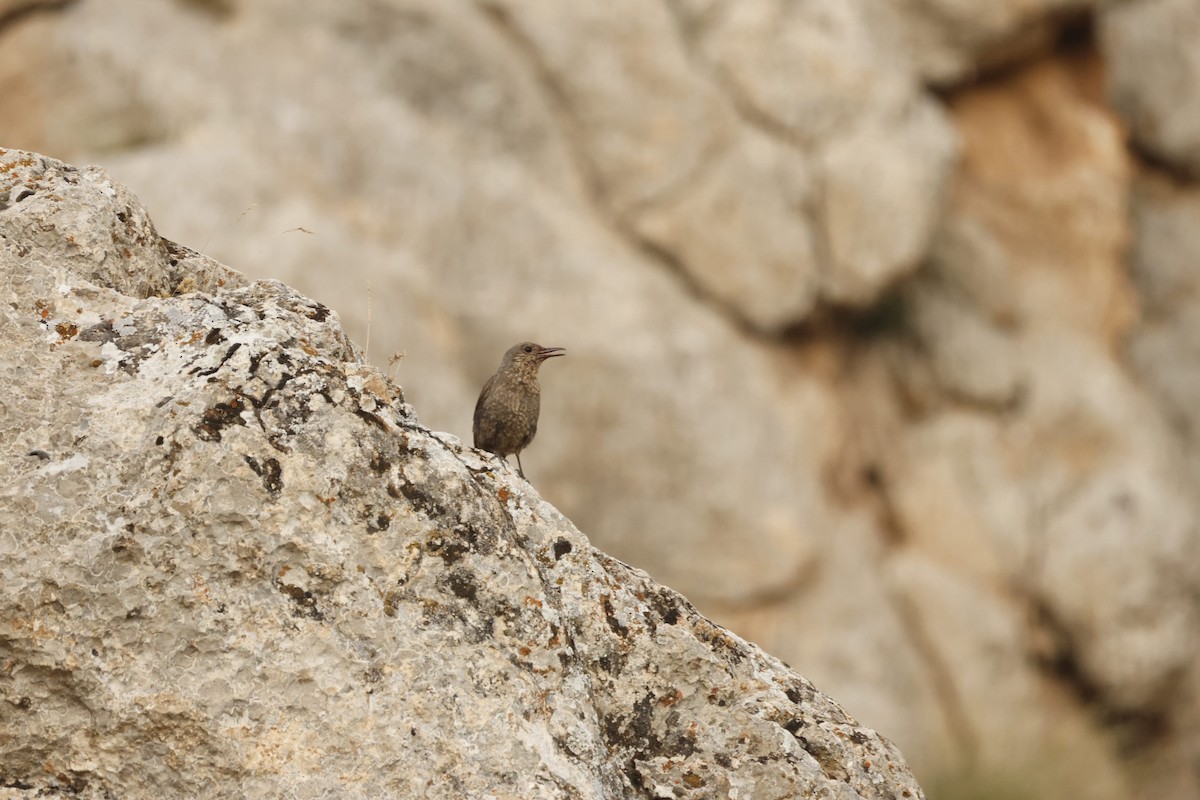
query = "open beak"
xmin=537 ymin=346 xmax=566 ymax=361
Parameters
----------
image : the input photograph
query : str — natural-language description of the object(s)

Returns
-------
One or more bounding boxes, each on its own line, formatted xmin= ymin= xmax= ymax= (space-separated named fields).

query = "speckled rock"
xmin=0 ymin=0 xmax=848 ymax=616
xmin=0 ymin=149 xmax=242 ymax=298
xmin=0 ymin=148 xmax=925 ymax=799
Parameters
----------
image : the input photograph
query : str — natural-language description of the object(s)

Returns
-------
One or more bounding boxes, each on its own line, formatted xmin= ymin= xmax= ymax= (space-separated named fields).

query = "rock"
xmin=957 ymin=59 xmax=1200 ymax=712
xmin=674 ymin=0 xmax=958 ymax=306
xmin=866 ymin=57 xmax=1200 ymax=793
xmin=885 ymin=549 xmax=1134 ymax=800
xmin=904 ymin=230 xmax=1024 ymax=410
xmin=1127 ymin=171 xmax=1200 ymax=507
xmin=684 ymin=52 xmax=1200 ymax=800
xmin=481 ymin=0 xmax=829 ymax=328
xmin=0 ymin=150 xmax=242 ymax=298
xmin=0 ymin=0 xmax=842 ymax=608
xmin=0 ymin=0 xmax=952 ymax=616
xmin=0 ymin=147 xmax=925 ymax=799
xmin=1101 ymin=0 xmax=1200 ymax=177
xmin=7 ymin=1 xmax=1200 ymax=796
xmin=884 ymin=0 xmax=1096 ymax=85
xmin=816 ymin=98 xmax=957 ymax=306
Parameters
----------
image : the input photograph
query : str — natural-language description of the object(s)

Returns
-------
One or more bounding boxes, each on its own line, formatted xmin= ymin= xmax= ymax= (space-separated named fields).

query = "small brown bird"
xmin=473 ymin=342 xmax=565 ymax=479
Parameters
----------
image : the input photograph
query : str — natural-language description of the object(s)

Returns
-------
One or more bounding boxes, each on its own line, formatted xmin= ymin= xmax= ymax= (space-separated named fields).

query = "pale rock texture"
xmin=1128 ymin=172 xmax=1200 ymax=489
xmin=4 ymin=2 xmax=1200 ymax=798
xmin=0 ymin=0 xmax=841 ymax=611
xmin=868 ymin=57 xmax=1200 ymax=797
xmin=1125 ymin=174 xmax=1200 ymax=799
xmin=885 ymin=0 xmax=1096 ymax=85
xmin=480 ymin=0 xmax=958 ymax=322
xmin=649 ymin=0 xmax=958 ymax=307
xmin=715 ymin=55 xmax=1200 ymax=800
xmin=0 ymin=148 xmax=925 ymax=799
xmin=0 ymin=149 xmax=240 ymax=298
xmin=1102 ymin=0 xmax=1200 ymax=177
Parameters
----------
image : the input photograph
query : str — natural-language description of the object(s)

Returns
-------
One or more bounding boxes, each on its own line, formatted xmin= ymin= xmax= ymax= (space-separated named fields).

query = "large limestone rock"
xmin=1126 ymin=174 xmax=1200 ymax=800
xmin=721 ymin=55 xmax=1200 ymax=800
xmin=0 ymin=147 xmax=926 ymax=799
xmin=1102 ymin=0 xmax=1200 ymax=177
xmin=666 ymin=0 xmax=957 ymax=307
xmin=6 ymin=1 xmax=1200 ymax=797
xmin=874 ymin=58 xmax=1200 ymax=796
xmin=1128 ymin=172 xmax=1200 ymax=489
xmin=1 ymin=0 xmax=957 ymax=333
xmin=0 ymin=0 xmax=850 ymax=611
xmin=885 ymin=0 xmax=1096 ymax=85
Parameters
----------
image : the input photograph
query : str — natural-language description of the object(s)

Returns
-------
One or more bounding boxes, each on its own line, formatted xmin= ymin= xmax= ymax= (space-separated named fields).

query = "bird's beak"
xmin=537 ymin=346 xmax=566 ymax=361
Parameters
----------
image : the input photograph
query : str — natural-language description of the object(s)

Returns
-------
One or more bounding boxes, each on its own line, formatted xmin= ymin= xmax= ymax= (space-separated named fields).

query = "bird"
xmin=473 ymin=342 xmax=565 ymax=480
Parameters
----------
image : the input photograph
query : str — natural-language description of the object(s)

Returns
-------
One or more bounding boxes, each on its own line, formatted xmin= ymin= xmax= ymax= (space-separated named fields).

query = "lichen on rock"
xmin=0 ymin=148 xmax=925 ymax=799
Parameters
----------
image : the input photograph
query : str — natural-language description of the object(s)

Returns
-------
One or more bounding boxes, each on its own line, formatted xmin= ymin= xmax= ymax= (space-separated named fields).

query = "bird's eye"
xmin=523 ymin=345 xmax=533 ymax=353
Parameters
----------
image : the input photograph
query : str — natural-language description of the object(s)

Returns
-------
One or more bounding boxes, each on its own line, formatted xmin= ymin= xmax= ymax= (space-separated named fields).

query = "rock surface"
xmin=0 ymin=148 xmax=925 ymax=799
xmin=885 ymin=0 xmax=1096 ymax=85
xmin=1102 ymin=0 xmax=1200 ymax=177
xmin=4 ymin=2 xmax=1200 ymax=798
xmin=861 ymin=57 xmax=1200 ymax=796
xmin=1128 ymin=172 xmax=1200 ymax=491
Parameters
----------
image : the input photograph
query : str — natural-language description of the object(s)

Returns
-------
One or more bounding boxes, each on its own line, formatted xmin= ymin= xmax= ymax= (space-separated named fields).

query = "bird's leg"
xmin=516 ymin=452 xmax=526 ymax=480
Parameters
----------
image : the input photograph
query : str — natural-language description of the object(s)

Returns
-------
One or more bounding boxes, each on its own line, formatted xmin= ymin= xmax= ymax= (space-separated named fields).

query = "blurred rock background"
xmin=2 ymin=0 xmax=1197 ymax=797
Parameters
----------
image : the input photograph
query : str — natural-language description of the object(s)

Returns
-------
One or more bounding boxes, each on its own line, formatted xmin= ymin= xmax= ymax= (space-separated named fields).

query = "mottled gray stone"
xmin=0 ymin=149 xmax=925 ymax=800
xmin=10 ymin=0 xmax=1200 ymax=794
xmin=886 ymin=0 xmax=1097 ymax=85
xmin=0 ymin=149 xmax=244 ymax=298
xmin=1127 ymin=172 xmax=1200 ymax=489
xmin=1102 ymin=0 xmax=1200 ymax=177
xmin=485 ymin=0 xmax=957 ymax=325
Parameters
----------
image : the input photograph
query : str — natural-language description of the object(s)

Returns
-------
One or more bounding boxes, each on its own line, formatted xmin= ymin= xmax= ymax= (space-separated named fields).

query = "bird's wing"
xmin=472 ymin=372 xmax=498 ymax=444
xmin=517 ymin=391 xmax=540 ymax=449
